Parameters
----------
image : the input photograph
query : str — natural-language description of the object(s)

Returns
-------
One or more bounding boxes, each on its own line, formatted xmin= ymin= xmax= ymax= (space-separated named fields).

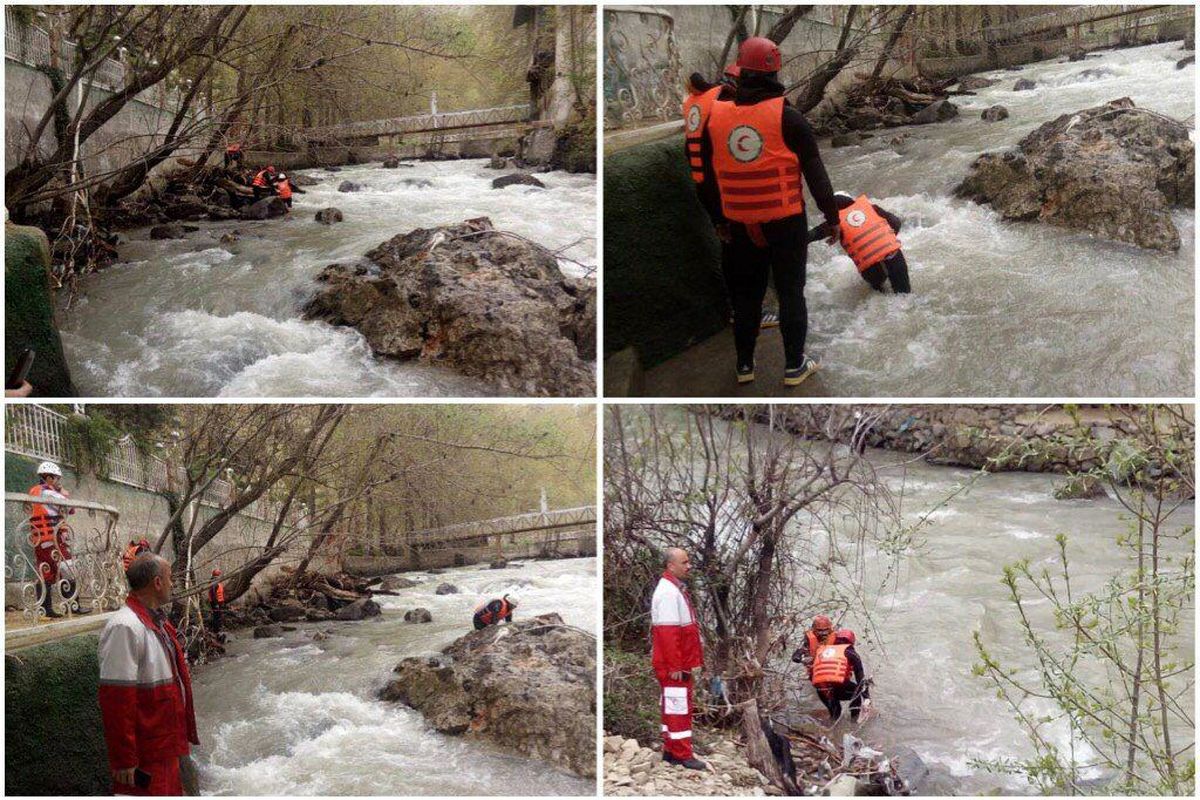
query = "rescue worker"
xmin=808 ymin=192 xmax=911 ymax=293
xmin=208 ymin=569 xmax=226 ymax=634
xmin=122 ymin=538 xmax=152 ymax=571
xmin=790 ymin=614 xmax=871 ymax=722
xmin=98 ymin=553 xmax=199 ymax=795
xmin=251 ymin=165 xmax=277 ymax=199
xmin=473 ymin=593 xmax=518 ymax=630
xmin=272 ymin=172 xmax=305 ymax=208
xmin=651 ymin=547 xmax=706 ymax=770
xmin=224 ymin=141 xmax=244 ymax=170
xmin=702 ymin=37 xmax=841 ymax=386
xmin=28 ymin=461 xmax=81 ymax=618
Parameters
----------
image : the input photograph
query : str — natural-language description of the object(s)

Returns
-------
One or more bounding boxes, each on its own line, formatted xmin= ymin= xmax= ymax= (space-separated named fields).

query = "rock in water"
xmin=955 ymin=75 xmax=997 ymax=91
xmin=404 ymin=608 xmax=433 ymax=623
xmin=981 ymin=105 xmax=1009 ymax=122
xmin=382 ymin=157 xmax=401 ymax=168
xmin=315 ymin=208 xmax=344 ymax=225
xmin=379 ymin=613 xmax=595 ymax=777
xmin=492 ymin=173 xmax=546 ymax=189
xmin=489 ymin=558 xmax=508 ymax=569
xmin=1053 ymin=474 xmax=1108 ymax=500
xmin=487 ymin=155 xmax=509 ymax=169
xmin=149 ymin=224 xmax=194 ymax=240
xmin=910 ymin=99 xmax=958 ymax=125
xmin=253 ymin=624 xmax=285 ymax=639
xmin=1177 ymin=55 xmax=1196 ymax=70
xmin=435 ymin=583 xmax=459 ymax=595
xmin=334 ymin=597 xmax=381 ymax=621
xmin=830 ymin=132 xmax=863 ymax=148
xmin=291 ymin=174 xmax=322 ymax=187
xmin=1013 ymin=78 xmax=1037 ymax=91
xmin=955 ymin=98 xmax=1194 ymax=251
xmin=380 ymin=575 xmax=419 ymax=591
xmin=337 ymin=181 xmax=363 ymax=193
xmin=240 ymin=196 xmax=289 ymax=220
xmin=301 ymin=217 xmax=595 ymax=396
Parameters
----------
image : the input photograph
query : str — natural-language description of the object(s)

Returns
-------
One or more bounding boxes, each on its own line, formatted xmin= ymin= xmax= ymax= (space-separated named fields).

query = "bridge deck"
xmin=309 ymin=104 xmax=531 ymax=142
xmin=403 ymin=506 xmax=596 ymax=547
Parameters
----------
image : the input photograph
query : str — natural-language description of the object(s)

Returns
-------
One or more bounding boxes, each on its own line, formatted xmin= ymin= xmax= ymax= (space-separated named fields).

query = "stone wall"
xmin=749 ymin=405 xmax=1193 ymax=476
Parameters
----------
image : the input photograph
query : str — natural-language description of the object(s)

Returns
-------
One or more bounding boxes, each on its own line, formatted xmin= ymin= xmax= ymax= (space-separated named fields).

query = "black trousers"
xmin=721 ymin=214 xmax=809 ymax=369
xmin=860 ymin=250 xmax=911 ymax=294
xmin=211 ymin=606 xmax=224 ymax=634
xmin=817 ymin=680 xmax=864 ymax=721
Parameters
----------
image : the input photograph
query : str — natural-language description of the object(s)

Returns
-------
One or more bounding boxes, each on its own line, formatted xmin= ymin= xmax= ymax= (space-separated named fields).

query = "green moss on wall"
xmin=602 ymin=137 xmax=728 ymax=367
xmin=5 ymin=634 xmax=111 ymax=795
xmin=5 ymin=223 xmax=76 ymax=396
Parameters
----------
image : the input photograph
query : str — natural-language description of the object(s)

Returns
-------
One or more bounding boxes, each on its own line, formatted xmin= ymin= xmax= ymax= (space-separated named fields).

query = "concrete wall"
xmin=5 ymin=58 xmax=200 ymax=193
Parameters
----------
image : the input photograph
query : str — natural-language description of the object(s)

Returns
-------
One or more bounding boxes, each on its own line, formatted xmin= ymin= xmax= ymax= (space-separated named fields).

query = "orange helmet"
xmin=212 ymin=568 xmax=222 ymax=577
xmin=723 ymin=63 xmax=741 ymax=79
xmin=737 ymin=37 xmax=782 ymax=73
xmin=813 ymin=614 xmax=832 ymax=630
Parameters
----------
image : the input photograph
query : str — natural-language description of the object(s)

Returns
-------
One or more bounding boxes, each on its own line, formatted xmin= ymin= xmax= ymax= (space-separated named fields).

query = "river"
xmin=59 ymin=160 xmax=596 ymax=397
xmin=189 ymin=556 xmax=597 ymax=795
xmin=784 ymin=450 xmax=1195 ymax=795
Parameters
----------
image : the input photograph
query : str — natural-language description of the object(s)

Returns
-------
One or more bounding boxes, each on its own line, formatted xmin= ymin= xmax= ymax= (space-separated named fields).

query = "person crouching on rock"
xmin=273 ymin=172 xmax=303 ymax=209
xmin=791 ymin=614 xmax=872 ymax=722
xmin=651 ymin=547 xmax=707 ymax=770
xmin=473 ymin=593 xmax=518 ymax=630
xmin=251 ymin=165 xmax=277 ymax=200
xmin=808 ymin=192 xmax=911 ymax=294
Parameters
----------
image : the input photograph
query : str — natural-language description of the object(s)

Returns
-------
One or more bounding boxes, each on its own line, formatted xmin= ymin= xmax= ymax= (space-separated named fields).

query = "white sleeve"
xmin=651 ymin=579 xmax=686 ymax=625
xmin=98 ymin=621 xmax=143 ymax=684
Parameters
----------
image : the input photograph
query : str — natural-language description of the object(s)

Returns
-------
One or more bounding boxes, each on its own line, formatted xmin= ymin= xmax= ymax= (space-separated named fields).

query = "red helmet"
xmin=737 ymin=37 xmax=782 ymax=73
xmin=812 ymin=614 xmax=832 ymax=630
xmin=212 ymin=568 xmax=222 ymax=577
xmin=723 ymin=63 xmax=741 ymax=79
xmin=836 ymin=628 xmax=856 ymax=645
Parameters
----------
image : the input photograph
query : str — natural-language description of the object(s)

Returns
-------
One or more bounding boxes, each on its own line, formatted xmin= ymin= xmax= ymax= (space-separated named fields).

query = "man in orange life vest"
xmin=651 ymin=547 xmax=706 ymax=770
xmin=251 ymin=165 xmax=277 ymax=199
xmin=791 ymin=614 xmax=871 ymax=722
xmin=98 ymin=553 xmax=199 ymax=796
xmin=28 ymin=460 xmax=81 ymax=618
xmin=809 ymin=192 xmax=911 ymax=293
xmin=208 ymin=569 xmax=226 ymax=635
xmin=273 ymin=172 xmax=305 ymax=209
xmin=473 ymin=593 xmax=519 ymax=630
xmin=122 ymin=538 xmax=152 ymax=571
xmin=701 ymin=36 xmax=841 ymax=387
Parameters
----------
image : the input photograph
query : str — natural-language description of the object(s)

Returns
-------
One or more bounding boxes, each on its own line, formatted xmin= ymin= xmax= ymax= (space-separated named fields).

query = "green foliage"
xmin=603 ymin=645 xmax=662 ymax=745
xmin=62 ymin=412 xmax=122 ymax=478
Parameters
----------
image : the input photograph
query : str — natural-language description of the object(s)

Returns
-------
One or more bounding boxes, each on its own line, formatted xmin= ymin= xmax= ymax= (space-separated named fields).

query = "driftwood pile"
xmin=811 ymin=75 xmax=958 ymax=135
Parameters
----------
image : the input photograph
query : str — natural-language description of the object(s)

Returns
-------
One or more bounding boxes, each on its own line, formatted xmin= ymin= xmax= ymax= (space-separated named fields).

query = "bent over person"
xmin=98 ymin=554 xmax=198 ymax=795
xmin=651 ymin=548 xmax=706 ymax=770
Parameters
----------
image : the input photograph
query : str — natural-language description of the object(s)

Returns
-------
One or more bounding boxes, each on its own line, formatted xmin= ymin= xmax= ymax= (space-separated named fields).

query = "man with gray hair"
xmin=97 ymin=553 xmax=198 ymax=795
xmin=651 ymin=547 xmax=707 ymax=769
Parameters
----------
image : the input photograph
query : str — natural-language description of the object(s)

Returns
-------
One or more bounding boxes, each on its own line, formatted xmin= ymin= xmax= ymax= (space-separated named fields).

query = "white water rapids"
xmin=189 ymin=557 xmax=596 ymax=795
xmin=60 ymin=160 xmax=596 ymax=397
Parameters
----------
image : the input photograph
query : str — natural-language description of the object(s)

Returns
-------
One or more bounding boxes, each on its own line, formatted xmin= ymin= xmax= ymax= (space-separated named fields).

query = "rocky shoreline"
xmin=604 ymin=733 xmax=769 ymax=796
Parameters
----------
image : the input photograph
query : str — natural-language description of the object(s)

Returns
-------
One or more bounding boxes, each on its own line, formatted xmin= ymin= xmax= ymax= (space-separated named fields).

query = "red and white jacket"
xmin=650 ymin=571 xmax=704 ymax=680
xmin=98 ymin=596 xmax=199 ymax=770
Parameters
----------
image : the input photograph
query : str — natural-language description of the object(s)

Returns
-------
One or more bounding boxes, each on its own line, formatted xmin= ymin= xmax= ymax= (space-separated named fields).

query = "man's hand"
xmin=714 ymin=223 xmax=733 ymax=243
xmin=113 ymin=767 xmax=137 ymax=786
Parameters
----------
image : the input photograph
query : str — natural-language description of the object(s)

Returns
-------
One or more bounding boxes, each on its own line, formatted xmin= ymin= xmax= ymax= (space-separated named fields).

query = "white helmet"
xmin=504 ymin=593 xmax=520 ymax=608
xmin=37 ymin=461 xmax=62 ymax=478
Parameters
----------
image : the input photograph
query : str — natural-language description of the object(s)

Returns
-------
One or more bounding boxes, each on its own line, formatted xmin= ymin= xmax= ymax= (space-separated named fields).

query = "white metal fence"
xmin=4 ymin=404 xmax=276 ymax=521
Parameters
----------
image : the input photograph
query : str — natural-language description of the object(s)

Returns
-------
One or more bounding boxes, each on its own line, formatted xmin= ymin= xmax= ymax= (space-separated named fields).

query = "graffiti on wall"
xmin=604 ymin=8 xmax=684 ymax=129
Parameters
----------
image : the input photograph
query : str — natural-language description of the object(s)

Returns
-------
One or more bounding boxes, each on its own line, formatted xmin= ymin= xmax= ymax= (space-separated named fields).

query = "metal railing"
xmin=405 ymin=505 xmax=598 ymax=547
xmin=309 ymin=104 xmax=530 ymax=142
xmin=603 ymin=7 xmax=684 ymax=130
xmin=5 ymin=404 xmax=276 ymax=521
xmin=5 ymin=493 xmax=125 ymax=621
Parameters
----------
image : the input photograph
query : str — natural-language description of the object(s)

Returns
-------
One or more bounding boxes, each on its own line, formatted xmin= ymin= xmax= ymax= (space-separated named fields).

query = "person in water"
xmin=808 ymin=192 xmax=911 ymax=294
xmin=791 ymin=614 xmax=871 ymax=722
xmin=272 ymin=172 xmax=304 ymax=208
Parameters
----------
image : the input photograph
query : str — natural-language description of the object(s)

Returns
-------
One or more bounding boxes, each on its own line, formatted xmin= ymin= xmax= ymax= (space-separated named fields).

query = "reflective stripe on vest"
xmin=252 ymin=170 xmax=270 ymax=187
xmin=276 ymin=181 xmax=292 ymax=200
xmin=682 ymin=86 xmax=723 ymax=184
xmin=811 ymin=643 xmax=851 ymax=686
xmin=708 ymin=96 xmax=804 ymax=223
xmin=839 ymin=195 xmax=901 ymax=271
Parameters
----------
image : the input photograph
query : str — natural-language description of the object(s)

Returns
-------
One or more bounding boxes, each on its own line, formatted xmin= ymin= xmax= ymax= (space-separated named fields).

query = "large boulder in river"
xmin=239 ymin=196 xmax=289 ymax=220
xmin=981 ymin=105 xmax=1009 ymax=122
xmin=955 ymin=98 xmax=1194 ymax=251
xmin=302 ymin=217 xmax=595 ymax=396
xmin=435 ymin=583 xmax=459 ymax=595
xmin=379 ymin=613 xmax=595 ymax=776
xmin=337 ymin=181 xmax=363 ymax=193
xmin=315 ymin=208 xmax=344 ymax=225
xmin=1013 ymin=78 xmax=1037 ymax=91
xmin=492 ymin=173 xmax=546 ymax=189
xmin=955 ymin=75 xmax=997 ymax=91
xmin=380 ymin=575 xmax=419 ymax=591
xmin=910 ymin=99 xmax=958 ymax=125
xmin=404 ymin=608 xmax=433 ymax=623
xmin=335 ymin=597 xmax=381 ymax=621
xmin=382 ymin=157 xmax=401 ymax=168
xmin=291 ymin=174 xmax=322 ymax=187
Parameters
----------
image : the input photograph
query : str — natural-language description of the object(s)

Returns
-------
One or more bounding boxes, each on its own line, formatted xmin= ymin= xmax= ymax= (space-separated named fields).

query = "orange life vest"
xmin=275 ymin=180 xmax=292 ymax=200
xmin=810 ymin=642 xmax=852 ymax=687
xmin=252 ymin=169 xmax=271 ymax=188
xmin=477 ymin=598 xmax=511 ymax=626
xmin=211 ymin=582 xmax=225 ymax=604
xmin=683 ymin=86 xmax=723 ymax=184
xmin=707 ymin=96 xmax=804 ymax=224
xmin=838 ymin=195 xmax=902 ymax=271
xmin=28 ymin=483 xmax=63 ymax=546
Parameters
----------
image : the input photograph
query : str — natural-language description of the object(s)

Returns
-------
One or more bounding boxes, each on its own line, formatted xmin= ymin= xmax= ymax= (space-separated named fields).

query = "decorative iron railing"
xmin=603 ymin=6 xmax=684 ymax=130
xmin=5 ymin=493 xmax=124 ymax=621
xmin=404 ymin=505 xmax=598 ymax=547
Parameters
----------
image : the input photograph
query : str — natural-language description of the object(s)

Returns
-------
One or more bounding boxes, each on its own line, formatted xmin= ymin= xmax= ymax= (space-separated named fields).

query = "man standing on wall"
xmin=651 ymin=547 xmax=707 ymax=770
xmin=98 ymin=554 xmax=199 ymax=796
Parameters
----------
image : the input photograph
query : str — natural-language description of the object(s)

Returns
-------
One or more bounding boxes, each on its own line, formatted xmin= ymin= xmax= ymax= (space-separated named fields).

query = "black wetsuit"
xmin=700 ymin=71 xmax=840 ymax=370
xmin=791 ymin=635 xmax=871 ymax=721
xmin=809 ymin=199 xmax=911 ymax=294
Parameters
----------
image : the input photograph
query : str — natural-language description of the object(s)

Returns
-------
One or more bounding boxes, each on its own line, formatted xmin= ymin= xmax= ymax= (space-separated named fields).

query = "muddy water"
xmin=60 ymin=160 xmax=596 ymax=397
xmin=189 ymin=557 xmax=596 ymax=795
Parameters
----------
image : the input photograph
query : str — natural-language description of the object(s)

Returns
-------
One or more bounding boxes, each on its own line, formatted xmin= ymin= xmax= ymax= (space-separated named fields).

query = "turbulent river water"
xmin=782 ymin=450 xmax=1195 ymax=795
xmin=189 ymin=557 xmax=596 ymax=795
xmin=60 ymin=160 xmax=596 ymax=397
xmin=654 ymin=41 xmax=1193 ymax=397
